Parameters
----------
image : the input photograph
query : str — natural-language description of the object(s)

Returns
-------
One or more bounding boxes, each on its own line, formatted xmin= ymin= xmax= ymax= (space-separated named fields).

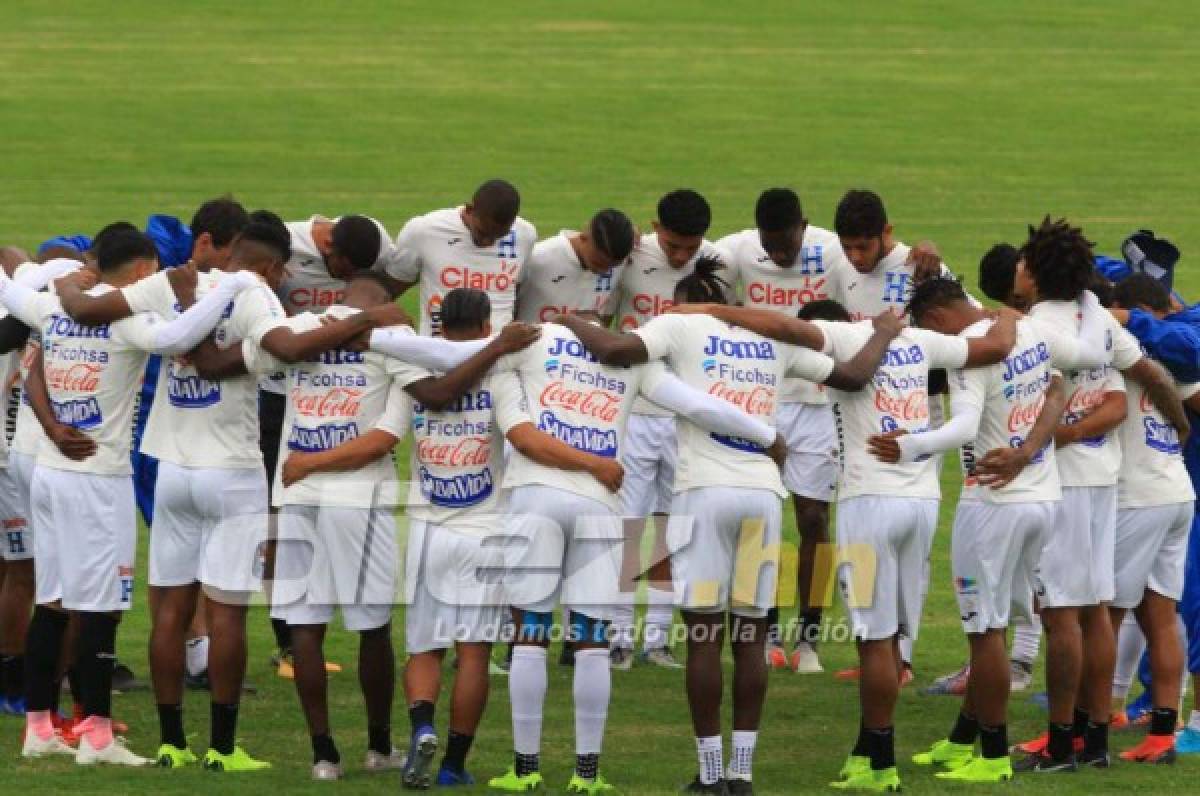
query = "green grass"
xmin=2 ymin=0 xmax=1200 ymax=791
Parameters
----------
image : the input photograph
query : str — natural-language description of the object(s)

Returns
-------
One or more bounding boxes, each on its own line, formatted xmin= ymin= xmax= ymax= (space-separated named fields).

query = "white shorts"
xmin=951 ymin=500 xmax=1056 ymax=633
xmin=1036 ymin=485 xmax=1117 ymax=608
xmin=0 ymin=460 xmax=30 ymax=562
xmin=836 ymin=495 xmax=939 ymax=641
xmin=30 ymin=466 xmax=136 ymax=612
xmin=502 ymin=485 xmax=623 ymax=619
xmin=149 ymin=461 xmax=268 ymax=594
xmin=404 ymin=519 xmax=504 ymax=654
xmin=666 ymin=487 xmax=783 ymax=618
xmin=270 ymin=504 xmax=397 ymax=631
xmin=1113 ymin=502 xmax=1193 ymax=608
xmin=618 ymin=414 xmax=678 ymax=517
xmin=777 ymin=402 xmax=838 ymax=502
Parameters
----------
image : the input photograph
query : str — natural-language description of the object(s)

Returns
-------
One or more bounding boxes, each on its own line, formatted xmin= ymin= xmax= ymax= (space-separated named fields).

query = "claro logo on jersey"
xmin=439 ymin=260 xmax=520 ymax=293
xmin=620 ymin=295 xmax=675 ymax=330
xmin=45 ymin=360 xmax=103 ymax=430
xmin=166 ymin=360 xmax=220 ymax=408
xmin=747 ymin=278 xmax=826 ymax=307
xmin=287 ymin=285 xmax=345 ymax=310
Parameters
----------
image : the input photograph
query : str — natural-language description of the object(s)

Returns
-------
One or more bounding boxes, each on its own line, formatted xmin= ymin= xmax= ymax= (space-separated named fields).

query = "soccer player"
xmin=483 ymin=300 xmax=792 ymax=796
xmin=878 ymin=277 xmax=1110 ymax=783
xmin=602 ymin=189 xmax=722 ymax=670
xmin=515 ymin=209 xmax=635 ymax=323
xmin=0 ymin=227 xmax=259 ymax=765
xmin=716 ymin=188 xmax=852 ymax=673
xmin=560 ymin=260 xmax=908 ymax=793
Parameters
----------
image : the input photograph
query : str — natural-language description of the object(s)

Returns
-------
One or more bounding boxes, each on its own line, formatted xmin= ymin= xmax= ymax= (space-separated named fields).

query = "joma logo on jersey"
xmin=419 ymin=465 xmax=494 ymax=508
xmin=882 ymin=345 xmax=925 ymax=367
xmin=52 ymin=397 xmax=102 ymax=430
xmin=546 ymin=337 xmax=598 ymax=362
xmin=167 ymin=367 xmax=221 ymax=408
xmin=702 ymin=336 xmax=775 ymax=359
xmin=46 ymin=314 xmax=111 ymax=340
xmin=415 ymin=388 xmax=492 ymax=416
xmin=1001 ymin=343 xmax=1051 ymax=381
xmin=287 ymin=421 xmax=359 ymax=452
xmin=440 ymin=261 xmax=519 ymax=293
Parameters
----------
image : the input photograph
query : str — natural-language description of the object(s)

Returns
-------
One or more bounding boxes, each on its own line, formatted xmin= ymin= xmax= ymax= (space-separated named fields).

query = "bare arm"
xmin=261 ymin=303 xmax=410 ymax=364
xmin=57 ymin=279 xmax=133 ymax=325
xmin=281 ymin=428 xmax=398 ymax=487
xmin=1055 ymin=390 xmax=1127 ymax=448
xmin=1124 ymin=357 xmax=1191 ymax=441
xmin=824 ymin=312 xmax=905 ymax=390
xmin=974 ymin=374 xmax=1068 ymax=488
xmin=506 ymin=422 xmax=624 ymax=493
xmin=667 ymin=302 xmax=826 ymax=350
xmin=189 ymin=337 xmax=250 ymax=380
xmin=402 ymin=324 xmax=540 ymax=411
xmin=963 ymin=309 xmax=1018 ymax=367
xmin=555 ymin=314 xmax=649 ymax=366
xmin=27 ymin=347 xmax=97 ymax=461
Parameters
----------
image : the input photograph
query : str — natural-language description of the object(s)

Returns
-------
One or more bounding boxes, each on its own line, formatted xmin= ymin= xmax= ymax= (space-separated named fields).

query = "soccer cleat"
xmin=680 ymin=776 xmax=728 ymax=794
xmin=726 ymin=777 xmax=753 ymax=795
xmin=559 ymin=644 xmax=577 ymax=667
xmin=921 ymin=664 xmax=969 ymax=696
xmin=935 ymin=755 xmax=1012 ymax=782
xmin=437 ymin=765 xmax=476 ymax=786
xmin=609 ymin=646 xmax=634 ymax=671
xmin=1012 ymin=731 xmax=1083 ymax=755
xmin=1009 ymin=659 xmax=1034 ymax=691
xmin=911 ymin=738 xmax=973 ymax=769
xmin=1125 ymin=689 xmax=1152 ymax=724
xmin=765 ymin=642 xmax=788 ymax=670
xmin=364 ymin=746 xmax=407 ymax=771
xmin=2 ymin=696 xmax=27 ymax=715
xmin=829 ymin=766 xmax=901 ymax=792
xmin=567 ymin=774 xmax=616 ymax=794
xmin=1176 ymin=726 xmax=1200 ymax=754
xmin=488 ymin=767 xmax=545 ymax=791
xmin=1120 ymin=734 xmax=1176 ymax=764
xmin=642 ymin=647 xmax=684 ymax=669
xmin=76 ymin=734 xmax=151 ymax=766
xmin=1076 ymin=749 xmax=1110 ymax=768
xmin=402 ymin=728 xmax=439 ymax=789
xmin=203 ymin=746 xmax=271 ymax=771
xmin=312 ymin=760 xmax=343 ymax=780
xmin=1111 ymin=710 xmax=1129 ymax=730
xmin=156 ymin=743 xmax=198 ymax=768
xmin=898 ymin=666 xmax=914 ymax=687
xmin=184 ymin=669 xmax=211 ymax=690
xmin=1011 ymin=751 xmax=1077 ymax=773
xmin=791 ymin=642 xmax=823 ymax=674
xmin=21 ymin=726 xmax=77 ymax=758
xmin=110 ymin=662 xmax=147 ymax=693
xmin=489 ymin=660 xmax=510 ymax=676
xmin=834 ymin=666 xmax=861 ymax=681
xmin=836 ymin=754 xmax=870 ymax=781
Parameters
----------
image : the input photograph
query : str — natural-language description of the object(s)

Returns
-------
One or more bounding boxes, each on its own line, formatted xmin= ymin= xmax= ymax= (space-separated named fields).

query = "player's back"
xmin=1118 ymin=376 xmax=1196 ymax=508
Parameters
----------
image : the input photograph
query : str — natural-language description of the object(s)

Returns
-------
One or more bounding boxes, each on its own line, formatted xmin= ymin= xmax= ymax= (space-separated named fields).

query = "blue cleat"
xmin=1176 ymin=727 xmax=1200 ymax=754
xmin=1029 ymin=691 xmax=1049 ymax=711
xmin=402 ymin=726 xmax=439 ymax=789
xmin=436 ymin=765 xmax=476 ymax=786
xmin=0 ymin=697 xmax=26 ymax=716
xmin=1126 ymin=690 xmax=1153 ymax=724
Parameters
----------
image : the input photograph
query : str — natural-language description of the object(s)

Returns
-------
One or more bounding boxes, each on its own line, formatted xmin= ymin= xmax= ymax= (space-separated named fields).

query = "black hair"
xmin=331 ymin=215 xmax=381 ymax=272
xmin=1019 ymin=216 xmax=1095 ymax=302
xmin=347 ymin=270 xmax=398 ymax=301
xmin=978 ymin=243 xmax=1019 ymax=304
xmin=1089 ymin=272 xmax=1115 ymax=308
xmin=906 ymin=275 xmax=970 ymax=322
xmin=755 ymin=188 xmax=804 ymax=232
xmin=94 ymin=227 xmax=157 ymax=273
xmin=834 ymin=189 xmax=887 ymax=239
xmin=472 ymin=179 xmax=521 ymax=225
xmin=797 ymin=299 xmax=851 ymax=323
xmin=657 ymin=189 xmax=711 ymax=237
xmin=440 ymin=288 xmax=491 ymax=332
xmin=91 ymin=221 xmax=140 ymax=252
xmin=673 ymin=256 xmax=729 ymax=304
xmin=190 ymin=197 xmax=248 ymax=247
xmin=589 ymin=208 xmax=635 ymax=262
xmin=1112 ymin=272 xmax=1169 ymax=313
xmin=238 ymin=211 xmax=292 ymax=263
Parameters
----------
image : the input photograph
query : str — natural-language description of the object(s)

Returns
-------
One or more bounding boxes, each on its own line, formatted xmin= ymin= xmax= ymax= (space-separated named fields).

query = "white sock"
xmin=728 ymin=730 xmax=757 ymax=781
xmin=898 ymin=635 xmax=913 ymax=666
xmin=573 ymin=648 xmax=611 ymax=755
xmin=1189 ymin=709 xmax=1200 ymax=732
xmin=696 ymin=735 xmax=723 ymax=785
xmin=609 ymin=602 xmax=635 ymax=649
xmin=509 ymin=646 xmax=548 ymax=755
xmin=1011 ymin=615 xmax=1042 ymax=665
xmin=643 ymin=588 xmax=674 ymax=651
xmin=1180 ymin=615 xmax=1191 ymax=698
xmin=1113 ymin=613 xmax=1145 ymax=700
xmin=185 ymin=635 xmax=209 ymax=677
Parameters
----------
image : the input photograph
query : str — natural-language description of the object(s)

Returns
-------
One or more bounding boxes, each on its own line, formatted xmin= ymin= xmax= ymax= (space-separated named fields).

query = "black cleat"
xmin=185 ymin=670 xmax=211 ymax=690
xmin=726 ymin=778 xmax=754 ymax=795
xmin=1012 ymin=751 xmax=1077 ymax=773
xmin=1077 ymin=749 xmax=1111 ymax=768
xmin=682 ymin=776 xmax=729 ymax=794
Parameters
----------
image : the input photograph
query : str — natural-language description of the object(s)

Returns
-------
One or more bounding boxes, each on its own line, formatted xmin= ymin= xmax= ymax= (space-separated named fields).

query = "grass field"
xmin=2 ymin=0 xmax=1200 ymax=792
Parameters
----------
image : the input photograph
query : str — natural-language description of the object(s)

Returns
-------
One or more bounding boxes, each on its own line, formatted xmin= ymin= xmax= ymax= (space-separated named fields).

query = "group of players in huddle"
xmin=0 ymin=179 xmax=1196 ymax=795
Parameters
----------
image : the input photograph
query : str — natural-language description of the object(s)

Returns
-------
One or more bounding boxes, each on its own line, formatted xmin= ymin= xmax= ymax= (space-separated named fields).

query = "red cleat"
xmin=834 ymin=666 xmax=914 ymax=686
xmin=1120 ymin=734 xmax=1176 ymax=764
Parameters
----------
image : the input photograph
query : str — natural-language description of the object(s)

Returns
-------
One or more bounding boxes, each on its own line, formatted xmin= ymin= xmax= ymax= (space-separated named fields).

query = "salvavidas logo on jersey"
xmin=1144 ymin=417 xmax=1181 ymax=454
xmin=538 ymin=411 xmax=618 ymax=457
xmin=419 ymin=464 xmax=493 ymax=508
xmin=287 ymin=421 xmax=359 ymax=452
xmin=52 ymin=397 xmax=103 ymax=430
xmin=166 ymin=361 xmax=220 ymax=408
xmin=709 ymin=432 xmax=765 ymax=454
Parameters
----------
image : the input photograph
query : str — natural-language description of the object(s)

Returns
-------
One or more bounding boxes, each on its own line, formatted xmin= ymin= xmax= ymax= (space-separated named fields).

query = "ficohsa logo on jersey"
xmin=699 ymin=335 xmax=778 ymax=452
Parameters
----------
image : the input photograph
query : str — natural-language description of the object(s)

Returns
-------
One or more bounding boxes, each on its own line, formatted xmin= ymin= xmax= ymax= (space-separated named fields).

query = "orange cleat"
xmin=1111 ymin=711 xmax=1130 ymax=730
xmin=834 ymin=666 xmax=914 ymax=686
xmin=765 ymin=645 xmax=789 ymax=670
xmin=1013 ymin=731 xmax=1083 ymax=755
xmin=1120 ymin=734 xmax=1176 ymax=764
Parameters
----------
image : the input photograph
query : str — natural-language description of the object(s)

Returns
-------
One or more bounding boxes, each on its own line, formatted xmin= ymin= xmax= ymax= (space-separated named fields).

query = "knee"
xmin=794 ymin=502 xmax=830 ymax=540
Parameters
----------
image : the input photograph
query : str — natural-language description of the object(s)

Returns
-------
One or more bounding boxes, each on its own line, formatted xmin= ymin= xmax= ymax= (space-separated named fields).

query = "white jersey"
xmin=280 ymin=215 xmax=396 ymax=316
xmin=485 ymin=323 xmax=671 ymax=510
xmin=390 ymin=357 xmax=505 ymax=536
xmin=1027 ymin=299 xmax=1141 ymax=487
xmin=603 ymin=233 xmax=723 ymax=416
xmin=243 ymin=305 xmax=411 ymax=508
xmin=833 ymin=242 xmax=955 ymax=321
xmin=1117 ymin=378 xmax=1197 ymax=508
xmin=953 ymin=319 xmax=1062 ymax=504
xmin=634 ymin=313 xmax=835 ymax=499
xmin=515 ymin=231 xmax=623 ymax=323
xmin=815 ymin=320 xmax=969 ymax=500
xmin=387 ymin=206 xmax=537 ymax=337
xmin=125 ymin=269 xmax=288 ymax=469
xmin=718 ymin=225 xmax=848 ymax=404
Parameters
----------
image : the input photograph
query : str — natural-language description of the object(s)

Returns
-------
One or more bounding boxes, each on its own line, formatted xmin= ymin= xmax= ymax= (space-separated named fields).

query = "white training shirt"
xmin=718 ymin=225 xmax=848 ymax=405
xmin=634 ymin=313 xmax=835 ymax=498
xmin=603 ymin=232 xmax=723 ymax=416
xmin=815 ymin=320 xmax=969 ymax=500
xmin=832 ymin=242 xmax=955 ymax=321
xmin=387 ymin=206 xmax=537 ymax=337
xmin=125 ymin=269 xmax=288 ymax=469
xmin=515 ymin=231 xmax=623 ymax=323
xmin=1027 ymin=299 xmax=1141 ymax=488
xmin=243 ymin=305 xmax=410 ymax=508
xmin=1117 ymin=378 xmax=1197 ymax=508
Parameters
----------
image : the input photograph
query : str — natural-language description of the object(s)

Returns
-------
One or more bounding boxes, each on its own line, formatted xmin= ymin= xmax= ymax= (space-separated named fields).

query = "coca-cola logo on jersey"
xmin=746 ymin=278 xmax=826 ymax=307
xmin=539 ymin=381 xmax=621 ymax=423
xmin=439 ymin=261 xmax=519 ymax=293
xmin=45 ymin=362 xmax=101 ymax=393
xmin=874 ymin=389 xmax=929 ymax=422
xmin=292 ymin=387 xmax=363 ymax=418
xmin=707 ymin=382 xmax=775 ymax=416
xmin=1007 ymin=393 xmax=1046 ymax=433
xmin=417 ymin=436 xmax=491 ymax=467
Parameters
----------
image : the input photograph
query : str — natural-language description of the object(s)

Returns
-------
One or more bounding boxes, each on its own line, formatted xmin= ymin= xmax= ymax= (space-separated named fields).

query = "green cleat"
xmin=156 ymin=743 xmax=198 ymax=768
xmin=203 ymin=746 xmax=272 ymax=772
xmin=567 ymin=774 xmax=616 ymax=794
xmin=911 ymin=738 xmax=974 ymax=769
xmin=488 ymin=767 xmax=545 ymax=792
xmin=935 ymin=755 xmax=1013 ymax=783
xmin=836 ymin=755 xmax=870 ymax=781
xmin=829 ymin=766 xmax=901 ymax=792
